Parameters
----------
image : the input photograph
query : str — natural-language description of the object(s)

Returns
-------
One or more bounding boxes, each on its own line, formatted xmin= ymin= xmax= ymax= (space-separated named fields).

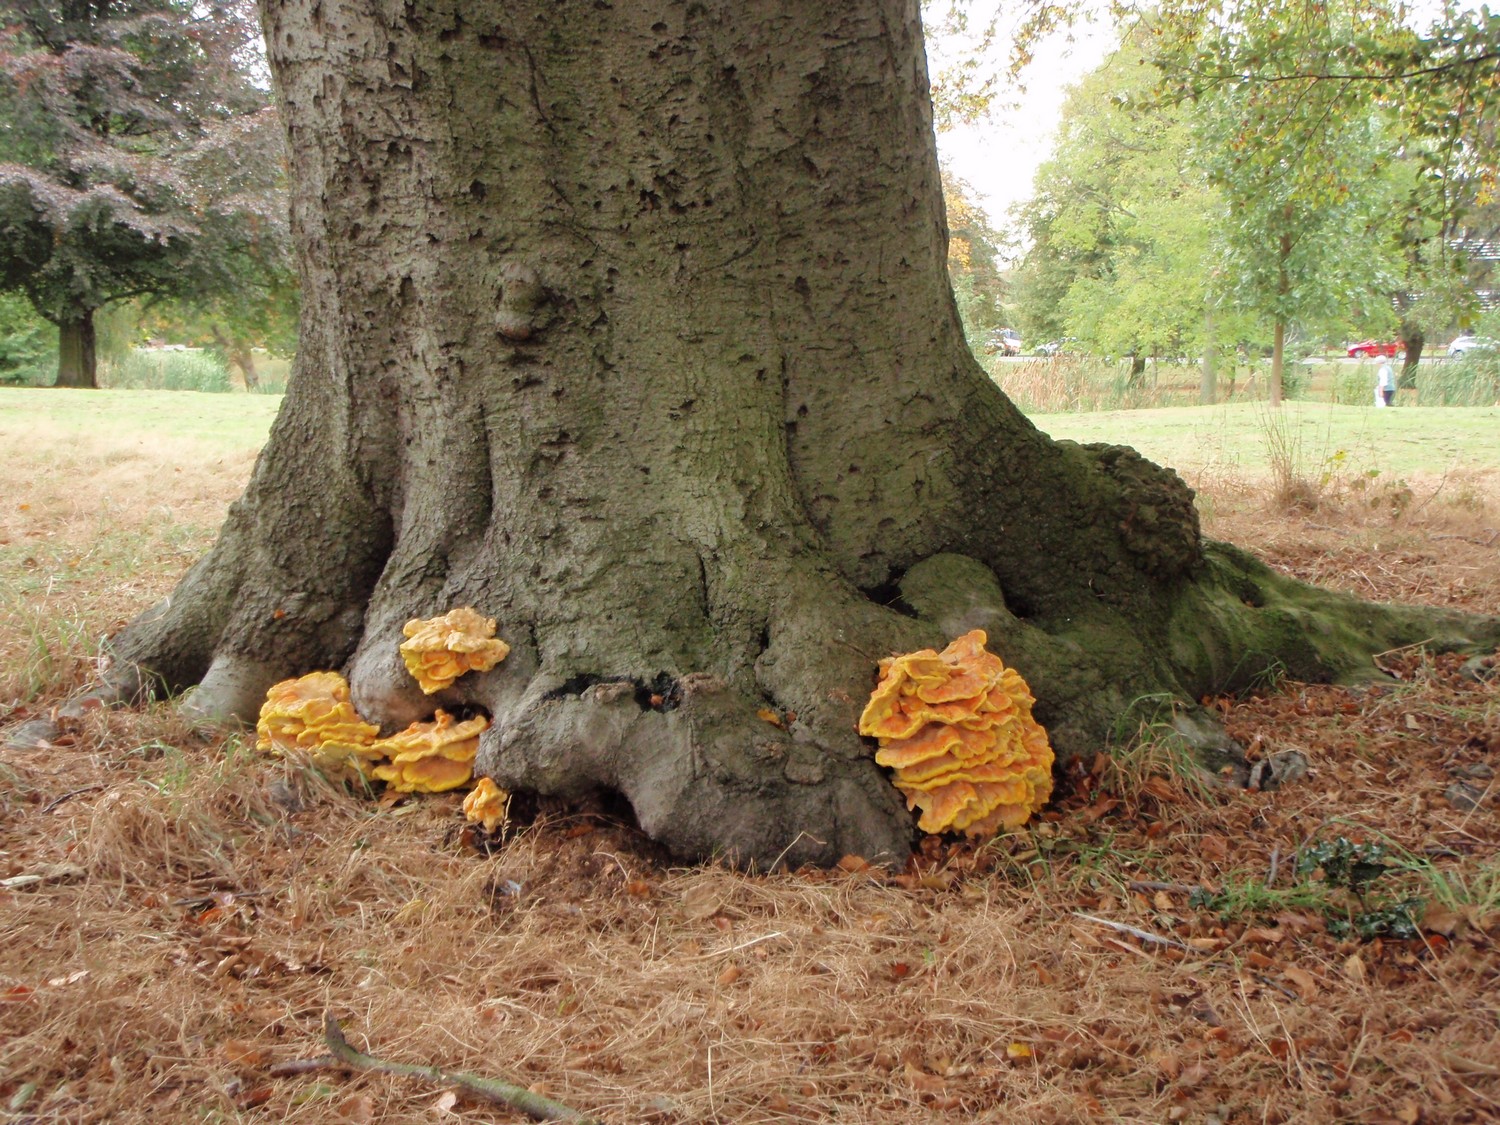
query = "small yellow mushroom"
xmin=368 ymin=709 xmax=488 ymax=793
xmin=463 ymin=777 xmax=511 ymax=833
xmin=859 ymin=630 xmax=1054 ymax=837
xmin=399 ymin=607 xmax=511 ymax=694
xmin=255 ymin=671 xmax=381 ymax=780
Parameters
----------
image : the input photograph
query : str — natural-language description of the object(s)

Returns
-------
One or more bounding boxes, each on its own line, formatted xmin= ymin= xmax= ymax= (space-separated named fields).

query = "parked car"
xmin=1447 ymin=334 xmax=1495 ymax=357
xmin=1346 ymin=340 xmax=1403 ymax=358
xmin=984 ymin=328 xmax=1023 ymax=356
xmin=1035 ymin=337 xmax=1079 ymax=357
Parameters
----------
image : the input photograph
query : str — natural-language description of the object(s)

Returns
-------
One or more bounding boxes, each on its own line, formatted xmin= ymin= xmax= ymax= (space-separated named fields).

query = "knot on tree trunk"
xmin=1087 ymin=443 xmax=1203 ymax=581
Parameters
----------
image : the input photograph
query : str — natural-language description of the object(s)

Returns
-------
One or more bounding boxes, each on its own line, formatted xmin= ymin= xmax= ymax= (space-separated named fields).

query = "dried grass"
xmin=2 ymin=408 xmax=1499 ymax=1123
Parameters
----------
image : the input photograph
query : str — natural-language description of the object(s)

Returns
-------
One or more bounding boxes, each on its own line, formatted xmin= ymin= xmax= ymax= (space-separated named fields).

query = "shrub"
xmin=0 ymin=294 xmax=55 ymax=386
xmin=100 ymin=349 xmax=233 ymax=393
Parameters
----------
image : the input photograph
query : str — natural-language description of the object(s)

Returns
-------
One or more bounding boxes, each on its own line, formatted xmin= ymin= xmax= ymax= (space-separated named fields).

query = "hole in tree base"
xmin=859 ymin=579 xmax=918 ymax=619
xmin=541 ymin=673 xmax=683 ymax=711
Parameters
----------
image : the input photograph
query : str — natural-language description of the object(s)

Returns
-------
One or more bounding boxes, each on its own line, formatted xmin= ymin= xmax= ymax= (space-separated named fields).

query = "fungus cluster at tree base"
xmin=859 ymin=630 xmax=1054 ymax=837
xmin=252 ymin=608 xmax=513 ymax=811
xmin=399 ymin=607 xmax=511 ymax=694
xmin=368 ymin=709 xmax=487 ymax=793
xmin=254 ymin=671 xmax=381 ymax=781
xmin=463 ymin=777 xmax=510 ymax=832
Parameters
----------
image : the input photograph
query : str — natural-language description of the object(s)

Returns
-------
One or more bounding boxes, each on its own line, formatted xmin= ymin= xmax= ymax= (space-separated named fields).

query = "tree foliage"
xmin=0 ymin=0 xmax=280 ymax=385
xmin=1007 ymin=0 xmax=1498 ymax=384
xmin=1013 ymin=41 xmax=1223 ymax=361
xmin=942 ymin=165 xmax=1009 ymax=348
xmin=1140 ymin=0 xmax=1500 ymax=385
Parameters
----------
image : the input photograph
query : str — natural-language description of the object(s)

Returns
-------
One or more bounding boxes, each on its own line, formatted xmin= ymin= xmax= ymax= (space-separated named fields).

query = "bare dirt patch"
xmin=2 ymin=414 xmax=1497 ymax=1124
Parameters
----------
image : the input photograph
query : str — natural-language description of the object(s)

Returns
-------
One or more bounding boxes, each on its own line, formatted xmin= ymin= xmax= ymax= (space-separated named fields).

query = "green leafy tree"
xmin=1143 ymin=0 xmax=1500 ymax=400
xmin=0 ymin=290 xmax=51 ymax=383
xmin=0 ymin=0 xmax=273 ymax=387
xmin=1015 ymin=41 xmax=1223 ymax=374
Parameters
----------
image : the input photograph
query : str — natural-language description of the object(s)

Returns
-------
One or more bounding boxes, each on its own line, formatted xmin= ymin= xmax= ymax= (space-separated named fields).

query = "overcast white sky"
xmin=929 ymin=11 xmax=1116 ymax=252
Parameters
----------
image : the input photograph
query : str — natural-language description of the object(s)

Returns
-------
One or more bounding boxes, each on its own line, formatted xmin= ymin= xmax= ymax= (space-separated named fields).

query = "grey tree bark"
xmin=106 ymin=0 xmax=1498 ymax=867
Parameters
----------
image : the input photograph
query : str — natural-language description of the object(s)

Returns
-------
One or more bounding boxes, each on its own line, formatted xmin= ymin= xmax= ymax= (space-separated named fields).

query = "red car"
xmin=1347 ymin=340 xmax=1403 ymax=358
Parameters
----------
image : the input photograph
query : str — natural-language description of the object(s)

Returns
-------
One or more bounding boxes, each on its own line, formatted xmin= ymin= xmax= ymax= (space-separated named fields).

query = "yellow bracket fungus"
xmin=368 ymin=709 xmax=488 ymax=793
xmin=255 ymin=672 xmax=382 ymax=780
xmin=859 ymin=630 xmax=1054 ymax=836
xmin=399 ymin=607 xmax=511 ymax=694
xmin=463 ymin=777 xmax=511 ymax=832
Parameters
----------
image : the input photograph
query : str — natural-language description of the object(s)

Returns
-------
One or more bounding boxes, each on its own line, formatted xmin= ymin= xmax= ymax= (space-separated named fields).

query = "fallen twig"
xmin=1127 ymin=880 xmax=1201 ymax=896
xmin=1071 ymin=912 xmax=1191 ymax=951
xmin=680 ymin=931 xmax=787 ymax=961
xmin=1266 ymin=846 xmax=1280 ymax=889
xmin=41 ymin=785 xmax=105 ymax=813
xmin=1430 ymin=529 xmax=1499 ymax=547
xmin=266 ymin=1056 xmax=338 ymax=1078
xmin=315 ymin=1011 xmax=601 ymax=1124
xmin=1253 ymin=973 xmax=1300 ymax=1001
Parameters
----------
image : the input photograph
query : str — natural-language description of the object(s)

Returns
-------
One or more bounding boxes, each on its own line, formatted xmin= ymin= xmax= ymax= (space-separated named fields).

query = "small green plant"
xmin=1296 ymin=836 xmax=1426 ymax=940
xmin=1191 ymin=837 xmax=1444 ymax=941
xmin=100 ymin=348 xmax=234 ymax=392
xmin=1098 ymin=695 xmax=1220 ymax=806
xmin=1297 ymin=837 xmax=1393 ymax=895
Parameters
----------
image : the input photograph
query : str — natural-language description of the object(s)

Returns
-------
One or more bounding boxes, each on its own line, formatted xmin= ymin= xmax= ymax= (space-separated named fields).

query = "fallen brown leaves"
xmin=2 ymin=457 xmax=1499 ymax=1122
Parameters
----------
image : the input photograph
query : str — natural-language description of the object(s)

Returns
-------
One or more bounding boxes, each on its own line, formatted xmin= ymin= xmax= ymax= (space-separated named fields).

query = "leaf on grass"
xmin=904 ymin=1062 xmax=945 ymax=1093
xmin=431 ymin=1090 xmax=458 ymax=1115
xmin=681 ymin=883 xmax=722 ymax=920
xmin=1282 ymin=967 xmax=1319 ymax=1001
xmin=1420 ymin=906 xmax=1464 ymax=937
xmin=234 ymin=1085 xmax=274 ymax=1110
xmin=717 ymin=964 xmax=742 ymax=986
xmin=219 ymin=1039 xmax=271 ymax=1067
xmin=1343 ymin=953 xmax=1367 ymax=984
xmin=1243 ymin=926 xmax=1285 ymax=945
xmin=336 ymin=1094 xmax=375 ymax=1123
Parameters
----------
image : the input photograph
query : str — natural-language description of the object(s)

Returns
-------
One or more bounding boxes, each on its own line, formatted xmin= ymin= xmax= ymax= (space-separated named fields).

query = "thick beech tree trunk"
xmin=55 ymin=311 xmax=97 ymax=388
xmin=107 ymin=0 xmax=1498 ymax=866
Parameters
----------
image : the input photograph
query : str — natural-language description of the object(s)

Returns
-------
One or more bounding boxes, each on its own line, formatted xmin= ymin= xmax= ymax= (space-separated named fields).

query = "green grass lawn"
xmin=0 ymin=386 xmax=281 ymax=455
xmin=2 ymin=387 xmax=1494 ymax=489
xmin=1029 ymin=400 xmax=1500 ymax=483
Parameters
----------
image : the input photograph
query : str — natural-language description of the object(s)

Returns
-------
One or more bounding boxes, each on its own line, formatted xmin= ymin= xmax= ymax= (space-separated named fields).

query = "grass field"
xmin=2 ymin=388 xmax=1498 ymax=1124
xmin=1031 ymin=400 xmax=1500 ymax=486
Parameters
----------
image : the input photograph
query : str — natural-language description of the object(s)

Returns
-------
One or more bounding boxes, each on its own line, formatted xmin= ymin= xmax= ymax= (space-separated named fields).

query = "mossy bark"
xmin=108 ymin=0 xmax=1500 ymax=867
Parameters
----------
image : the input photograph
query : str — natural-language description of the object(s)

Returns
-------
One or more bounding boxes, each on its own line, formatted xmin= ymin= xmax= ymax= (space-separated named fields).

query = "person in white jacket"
xmin=1374 ymin=354 xmax=1396 ymax=407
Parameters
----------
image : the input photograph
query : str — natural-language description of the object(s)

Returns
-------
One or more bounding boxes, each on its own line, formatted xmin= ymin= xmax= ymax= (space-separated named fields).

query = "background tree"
xmin=0 ymin=0 xmax=271 ymax=387
xmin=1014 ymin=42 xmax=1222 ymax=373
xmin=1144 ymin=0 xmax=1500 ymax=397
xmin=942 ymin=165 xmax=1009 ymax=349
xmin=0 ymin=291 xmax=51 ymax=383
xmin=101 ymin=0 xmax=1497 ymax=867
xmin=137 ymin=105 xmax=297 ymax=388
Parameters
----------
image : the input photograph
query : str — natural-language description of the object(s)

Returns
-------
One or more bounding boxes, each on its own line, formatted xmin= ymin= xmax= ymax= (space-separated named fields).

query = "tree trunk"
xmin=1270 ymin=224 xmax=1291 ymax=407
xmin=212 ymin=325 xmax=260 ymax=390
xmin=1270 ymin=319 xmax=1286 ymax=407
xmin=1201 ymin=306 xmax=1217 ymax=405
xmin=55 ymin=311 xmax=97 ymax=388
xmin=1399 ymin=324 xmax=1423 ymax=390
xmin=104 ymin=0 xmax=1500 ymax=867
